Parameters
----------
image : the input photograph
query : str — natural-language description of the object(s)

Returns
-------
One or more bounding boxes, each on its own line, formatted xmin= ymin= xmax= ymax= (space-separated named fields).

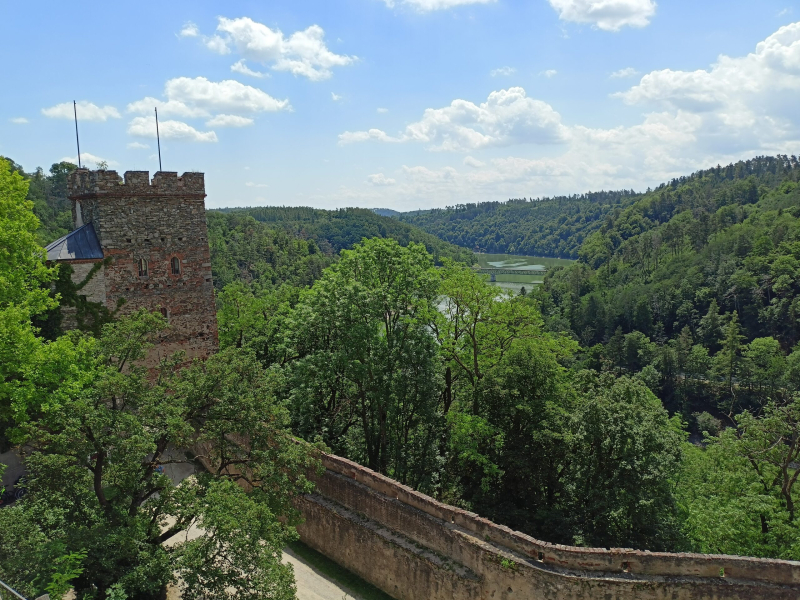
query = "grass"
xmin=287 ymin=540 xmax=397 ymax=600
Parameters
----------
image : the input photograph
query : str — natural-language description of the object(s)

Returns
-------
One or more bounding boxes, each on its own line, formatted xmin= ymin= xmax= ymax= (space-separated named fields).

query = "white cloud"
xmin=191 ymin=17 xmax=356 ymax=81
xmin=42 ymin=101 xmax=120 ymax=122
xmin=127 ymin=141 xmax=149 ymax=149
xmin=541 ymin=69 xmax=558 ymax=77
xmin=491 ymin=66 xmax=516 ymax=77
xmin=331 ymin=92 xmax=342 ymax=101
xmin=377 ymin=107 xmax=389 ymax=113
xmin=179 ymin=22 xmax=199 ymax=37
xmin=339 ymin=87 xmax=568 ymax=151
xmin=367 ymin=173 xmax=397 ymax=186
xmin=382 ymin=0 xmax=496 ymax=11
xmin=10 ymin=117 xmax=28 ymax=124
xmin=60 ymin=152 xmax=118 ymax=168
xmin=326 ymin=23 xmax=800 ymax=210
xmin=127 ymin=116 xmax=218 ymax=143
xmin=245 ymin=181 xmax=269 ymax=188
xmin=205 ymin=114 xmax=254 ymax=127
xmin=128 ymin=77 xmax=289 ymax=121
xmin=548 ymin=0 xmax=657 ymax=31
xmin=610 ymin=67 xmax=639 ymax=78
xmin=615 ymin=21 xmax=800 ymax=144
xmin=231 ymin=59 xmax=268 ymax=78
xmin=339 ymin=128 xmax=403 ymax=144
xmin=126 ymin=97 xmax=208 ymax=118
xmin=463 ymin=156 xmax=485 ymax=168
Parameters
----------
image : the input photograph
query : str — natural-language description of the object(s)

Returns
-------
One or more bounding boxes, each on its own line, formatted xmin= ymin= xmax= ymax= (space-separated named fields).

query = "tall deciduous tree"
xmin=288 ymin=238 xmax=442 ymax=487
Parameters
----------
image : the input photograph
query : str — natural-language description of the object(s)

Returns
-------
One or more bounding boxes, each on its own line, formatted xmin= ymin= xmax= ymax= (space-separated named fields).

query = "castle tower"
xmin=47 ymin=169 xmax=219 ymax=364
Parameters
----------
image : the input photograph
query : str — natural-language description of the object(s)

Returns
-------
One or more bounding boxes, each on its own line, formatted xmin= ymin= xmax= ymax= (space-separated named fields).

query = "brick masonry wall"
xmin=296 ymin=452 xmax=800 ymax=600
xmin=68 ymin=169 xmax=218 ymax=364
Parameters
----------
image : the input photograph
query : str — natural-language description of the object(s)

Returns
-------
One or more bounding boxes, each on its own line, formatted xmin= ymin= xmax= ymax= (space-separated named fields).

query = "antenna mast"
xmin=73 ymin=100 xmax=82 ymax=169
xmin=155 ymin=107 xmax=163 ymax=172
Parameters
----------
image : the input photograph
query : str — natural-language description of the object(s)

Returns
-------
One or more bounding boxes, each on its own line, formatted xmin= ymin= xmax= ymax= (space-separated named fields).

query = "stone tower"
xmin=47 ymin=169 xmax=218 ymax=364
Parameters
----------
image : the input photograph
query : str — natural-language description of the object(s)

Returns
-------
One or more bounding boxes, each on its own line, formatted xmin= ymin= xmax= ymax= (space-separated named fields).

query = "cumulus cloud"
xmin=548 ymin=0 xmax=657 ymax=31
xmin=190 ymin=17 xmax=356 ymax=81
xmin=127 ymin=141 xmax=149 ymax=149
xmin=128 ymin=77 xmax=289 ymax=120
xmin=377 ymin=107 xmax=389 ymax=113
xmin=367 ymin=173 xmax=397 ymax=186
xmin=541 ymin=69 xmax=558 ymax=77
xmin=205 ymin=114 xmax=254 ymax=127
xmin=382 ymin=0 xmax=496 ymax=11
xmin=10 ymin=117 xmax=28 ymax=124
xmin=339 ymin=87 xmax=568 ymax=151
xmin=179 ymin=22 xmax=199 ymax=37
xmin=42 ymin=101 xmax=120 ymax=122
xmin=245 ymin=181 xmax=269 ymax=188
xmin=491 ymin=66 xmax=516 ymax=77
xmin=463 ymin=156 xmax=485 ymax=167
xmin=339 ymin=129 xmax=403 ymax=144
xmin=127 ymin=116 xmax=218 ymax=143
xmin=615 ymin=21 xmax=800 ymax=146
xmin=231 ymin=59 xmax=268 ymax=78
xmin=60 ymin=152 xmax=118 ymax=168
xmin=610 ymin=67 xmax=639 ymax=78
xmin=331 ymin=92 xmax=342 ymax=101
xmin=334 ymin=23 xmax=800 ymax=209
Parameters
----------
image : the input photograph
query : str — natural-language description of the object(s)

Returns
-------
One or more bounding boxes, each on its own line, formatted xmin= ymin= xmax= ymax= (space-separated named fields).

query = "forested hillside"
xmin=209 ymin=207 xmax=474 ymax=289
xmin=400 ymin=190 xmax=640 ymax=258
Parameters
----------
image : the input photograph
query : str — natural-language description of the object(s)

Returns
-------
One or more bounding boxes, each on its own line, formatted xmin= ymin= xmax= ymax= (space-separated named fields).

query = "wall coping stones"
xmin=317 ymin=452 xmax=800 ymax=587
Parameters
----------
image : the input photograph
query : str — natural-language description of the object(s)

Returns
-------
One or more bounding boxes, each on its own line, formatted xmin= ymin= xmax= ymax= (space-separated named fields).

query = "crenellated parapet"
xmin=68 ymin=169 xmax=205 ymax=198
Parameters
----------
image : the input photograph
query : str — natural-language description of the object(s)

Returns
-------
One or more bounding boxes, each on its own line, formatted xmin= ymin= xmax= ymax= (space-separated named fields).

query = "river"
xmin=474 ymin=253 xmax=574 ymax=295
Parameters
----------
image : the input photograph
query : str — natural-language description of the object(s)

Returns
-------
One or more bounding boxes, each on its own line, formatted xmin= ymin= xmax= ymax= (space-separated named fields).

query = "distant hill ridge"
xmin=400 ymin=156 xmax=800 ymax=258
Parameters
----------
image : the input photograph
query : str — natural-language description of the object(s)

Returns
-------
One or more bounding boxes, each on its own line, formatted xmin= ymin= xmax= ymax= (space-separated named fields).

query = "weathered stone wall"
xmin=68 ymin=169 xmax=218 ymax=363
xmin=297 ymin=452 xmax=800 ymax=600
xmin=69 ymin=260 xmax=106 ymax=305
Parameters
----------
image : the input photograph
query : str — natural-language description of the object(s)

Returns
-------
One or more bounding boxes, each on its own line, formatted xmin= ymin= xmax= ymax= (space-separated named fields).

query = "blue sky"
xmin=1 ymin=0 xmax=799 ymax=210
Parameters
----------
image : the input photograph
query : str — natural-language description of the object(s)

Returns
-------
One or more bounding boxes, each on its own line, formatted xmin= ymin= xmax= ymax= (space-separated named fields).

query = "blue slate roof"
xmin=46 ymin=223 xmax=104 ymax=261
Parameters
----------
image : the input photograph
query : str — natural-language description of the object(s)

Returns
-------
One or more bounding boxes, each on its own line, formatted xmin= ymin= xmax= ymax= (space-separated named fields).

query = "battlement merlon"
xmin=67 ymin=169 xmax=206 ymax=198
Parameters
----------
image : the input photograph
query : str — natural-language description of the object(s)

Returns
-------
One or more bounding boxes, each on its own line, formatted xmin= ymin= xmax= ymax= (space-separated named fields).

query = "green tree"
xmin=288 ymin=238 xmax=442 ymax=487
xmin=434 ymin=263 xmax=542 ymax=415
xmin=678 ymin=400 xmax=800 ymax=559
xmin=712 ymin=311 xmax=746 ymax=416
xmin=0 ymin=158 xmax=56 ymax=314
xmin=567 ymin=374 xmax=686 ymax=550
xmin=0 ymin=311 xmax=317 ymax=599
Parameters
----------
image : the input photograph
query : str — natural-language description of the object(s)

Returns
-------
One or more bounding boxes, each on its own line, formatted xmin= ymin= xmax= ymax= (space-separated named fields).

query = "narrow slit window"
xmin=138 ymin=258 xmax=148 ymax=277
xmin=171 ymin=256 xmax=181 ymax=275
xmin=160 ymin=307 xmax=169 ymax=321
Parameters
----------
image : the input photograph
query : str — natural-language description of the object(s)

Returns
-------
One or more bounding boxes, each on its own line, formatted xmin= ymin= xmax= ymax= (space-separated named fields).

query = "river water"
xmin=474 ymin=253 xmax=574 ymax=295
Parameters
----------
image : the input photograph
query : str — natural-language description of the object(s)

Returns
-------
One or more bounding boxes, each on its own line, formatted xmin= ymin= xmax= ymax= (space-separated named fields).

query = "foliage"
xmin=401 ymin=191 xmax=640 ymax=258
xmin=208 ymin=207 xmax=473 ymax=292
xmin=286 ymin=238 xmax=443 ymax=487
xmin=677 ymin=399 xmax=800 ymax=559
xmin=0 ymin=311 xmax=317 ymax=599
xmin=0 ymin=158 xmax=57 ymax=316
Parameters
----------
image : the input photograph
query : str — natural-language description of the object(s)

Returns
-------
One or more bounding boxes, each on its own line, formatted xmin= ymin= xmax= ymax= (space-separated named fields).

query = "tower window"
xmin=138 ymin=258 xmax=148 ymax=277
xmin=171 ymin=256 xmax=181 ymax=275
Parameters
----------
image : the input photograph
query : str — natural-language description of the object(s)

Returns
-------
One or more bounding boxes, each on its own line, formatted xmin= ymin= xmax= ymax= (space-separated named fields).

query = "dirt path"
xmin=283 ymin=548 xmax=365 ymax=600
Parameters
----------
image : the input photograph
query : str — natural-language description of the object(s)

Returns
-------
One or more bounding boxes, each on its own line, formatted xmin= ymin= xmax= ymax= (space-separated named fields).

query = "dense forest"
xmin=400 ymin=190 xmax=641 ymax=258
xmin=209 ymin=206 xmax=473 ymax=289
xmin=2 ymin=155 xmax=800 ymax=598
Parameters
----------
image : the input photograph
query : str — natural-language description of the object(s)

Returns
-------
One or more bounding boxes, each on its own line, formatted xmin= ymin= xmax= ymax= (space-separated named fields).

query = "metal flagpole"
xmin=155 ymin=107 xmax=162 ymax=172
xmin=73 ymin=100 xmax=82 ymax=169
